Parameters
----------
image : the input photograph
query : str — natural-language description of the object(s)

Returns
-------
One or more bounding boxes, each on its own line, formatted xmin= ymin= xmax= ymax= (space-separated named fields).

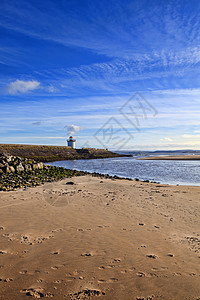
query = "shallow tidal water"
xmin=49 ymin=153 xmax=200 ymax=186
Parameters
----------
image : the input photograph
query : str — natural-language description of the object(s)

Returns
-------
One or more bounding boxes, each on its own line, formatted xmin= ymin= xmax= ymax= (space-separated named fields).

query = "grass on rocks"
xmin=0 ymin=166 xmax=88 ymax=191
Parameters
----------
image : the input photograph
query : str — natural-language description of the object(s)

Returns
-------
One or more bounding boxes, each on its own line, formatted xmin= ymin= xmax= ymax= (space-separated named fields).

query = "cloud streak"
xmin=7 ymin=80 xmax=40 ymax=94
xmin=1 ymin=1 xmax=200 ymax=149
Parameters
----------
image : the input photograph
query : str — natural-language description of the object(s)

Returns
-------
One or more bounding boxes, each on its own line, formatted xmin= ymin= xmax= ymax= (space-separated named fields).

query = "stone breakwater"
xmin=0 ymin=144 xmax=131 ymax=162
xmin=0 ymin=153 xmax=134 ymax=191
xmin=0 ymin=153 xmax=44 ymax=174
xmin=0 ymin=153 xmax=88 ymax=191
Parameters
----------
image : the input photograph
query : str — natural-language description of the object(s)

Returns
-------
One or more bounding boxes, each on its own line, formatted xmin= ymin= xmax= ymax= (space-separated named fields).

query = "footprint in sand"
xmin=173 ymin=272 xmax=182 ymax=276
xmin=51 ymin=250 xmax=60 ymax=255
xmin=0 ymin=250 xmax=7 ymax=254
xmin=51 ymin=264 xmax=65 ymax=270
xmin=98 ymin=265 xmax=114 ymax=270
xmin=77 ymin=228 xmax=92 ymax=232
xmin=0 ymin=278 xmax=13 ymax=282
xmin=54 ymin=279 xmax=63 ymax=284
xmin=108 ymin=278 xmax=118 ymax=282
xmin=51 ymin=266 xmax=59 ymax=270
xmin=148 ymin=273 xmax=158 ymax=277
xmin=98 ymin=278 xmax=118 ymax=283
xmin=22 ymin=270 xmax=40 ymax=275
xmin=51 ymin=228 xmax=62 ymax=233
xmin=98 ymin=279 xmax=106 ymax=283
xmin=167 ymin=253 xmax=174 ymax=257
xmin=19 ymin=270 xmax=27 ymax=275
xmin=189 ymin=273 xmax=196 ymax=276
xmin=0 ymin=226 xmax=5 ymax=230
xmin=81 ymin=252 xmax=93 ymax=257
xmin=121 ymin=267 xmax=136 ymax=274
xmin=137 ymin=272 xmax=146 ymax=277
xmin=112 ymin=258 xmax=121 ymax=263
xmin=136 ymin=295 xmax=155 ymax=300
xmin=146 ymin=254 xmax=158 ymax=259
xmin=98 ymin=225 xmax=109 ymax=228
xmin=161 ymin=266 xmax=168 ymax=270
xmin=66 ymin=276 xmax=76 ymax=281
xmin=120 ymin=270 xmax=129 ymax=274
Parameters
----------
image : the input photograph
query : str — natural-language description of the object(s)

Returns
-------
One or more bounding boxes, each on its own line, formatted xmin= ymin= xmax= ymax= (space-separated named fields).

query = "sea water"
xmin=49 ymin=151 xmax=200 ymax=186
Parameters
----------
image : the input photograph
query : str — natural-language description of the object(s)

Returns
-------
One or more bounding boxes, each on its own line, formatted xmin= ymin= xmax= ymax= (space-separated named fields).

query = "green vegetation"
xmin=0 ymin=166 xmax=89 ymax=191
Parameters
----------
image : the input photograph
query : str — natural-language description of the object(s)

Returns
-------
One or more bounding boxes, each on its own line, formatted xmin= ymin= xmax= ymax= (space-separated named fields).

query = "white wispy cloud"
xmin=46 ymin=85 xmax=58 ymax=93
xmin=2 ymin=1 xmax=200 ymax=98
xmin=153 ymin=88 xmax=200 ymax=96
xmin=1 ymin=1 xmax=200 ymax=149
xmin=160 ymin=137 xmax=173 ymax=142
xmin=42 ymin=45 xmax=200 ymax=95
xmin=7 ymin=80 xmax=40 ymax=94
xmin=1 ymin=0 xmax=200 ymax=62
xmin=65 ymin=124 xmax=82 ymax=136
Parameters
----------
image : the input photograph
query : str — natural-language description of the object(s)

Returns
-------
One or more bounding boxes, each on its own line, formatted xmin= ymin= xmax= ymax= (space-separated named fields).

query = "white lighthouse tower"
xmin=67 ymin=136 xmax=76 ymax=149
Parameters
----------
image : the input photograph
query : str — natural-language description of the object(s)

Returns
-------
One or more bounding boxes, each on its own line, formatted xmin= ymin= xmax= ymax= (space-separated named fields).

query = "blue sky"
xmin=1 ymin=0 xmax=200 ymax=150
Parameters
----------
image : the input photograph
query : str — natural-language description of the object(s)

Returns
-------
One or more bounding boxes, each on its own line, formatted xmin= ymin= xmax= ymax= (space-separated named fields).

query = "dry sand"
xmin=0 ymin=175 xmax=199 ymax=299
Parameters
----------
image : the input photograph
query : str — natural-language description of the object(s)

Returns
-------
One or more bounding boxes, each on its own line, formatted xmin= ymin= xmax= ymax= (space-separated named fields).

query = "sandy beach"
xmin=0 ymin=175 xmax=200 ymax=299
xmin=139 ymin=155 xmax=200 ymax=160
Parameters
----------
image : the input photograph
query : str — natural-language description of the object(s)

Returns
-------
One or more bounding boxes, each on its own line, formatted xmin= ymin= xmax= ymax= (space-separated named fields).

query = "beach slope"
xmin=0 ymin=176 xmax=199 ymax=299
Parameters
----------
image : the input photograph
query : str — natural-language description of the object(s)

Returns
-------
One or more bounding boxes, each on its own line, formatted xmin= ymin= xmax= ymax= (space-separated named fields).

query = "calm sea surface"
xmin=49 ymin=151 xmax=200 ymax=186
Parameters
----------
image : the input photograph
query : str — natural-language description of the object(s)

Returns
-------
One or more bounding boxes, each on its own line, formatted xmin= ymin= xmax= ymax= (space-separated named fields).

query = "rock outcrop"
xmin=0 ymin=153 xmax=44 ymax=174
xmin=0 ymin=153 xmax=89 ymax=191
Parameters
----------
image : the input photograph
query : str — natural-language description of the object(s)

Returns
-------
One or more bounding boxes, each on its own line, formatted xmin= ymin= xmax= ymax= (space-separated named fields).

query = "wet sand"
xmin=0 ymin=176 xmax=200 ymax=299
xmin=139 ymin=155 xmax=200 ymax=160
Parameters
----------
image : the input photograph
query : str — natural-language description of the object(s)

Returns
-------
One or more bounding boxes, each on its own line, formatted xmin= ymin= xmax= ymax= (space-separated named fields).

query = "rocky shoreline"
xmin=0 ymin=153 xmax=133 ymax=191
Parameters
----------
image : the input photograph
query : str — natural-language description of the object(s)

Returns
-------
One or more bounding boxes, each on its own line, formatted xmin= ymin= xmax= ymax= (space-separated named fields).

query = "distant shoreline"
xmin=139 ymin=155 xmax=200 ymax=160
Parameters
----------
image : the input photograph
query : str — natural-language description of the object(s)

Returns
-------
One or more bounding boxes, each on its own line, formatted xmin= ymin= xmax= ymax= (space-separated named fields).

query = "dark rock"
xmin=24 ymin=164 xmax=32 ymax=172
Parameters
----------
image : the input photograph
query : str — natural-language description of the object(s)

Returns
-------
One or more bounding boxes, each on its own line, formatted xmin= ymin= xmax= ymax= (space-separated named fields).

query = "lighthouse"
xmin=67 ymin=136 xmax=76 ymax=149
